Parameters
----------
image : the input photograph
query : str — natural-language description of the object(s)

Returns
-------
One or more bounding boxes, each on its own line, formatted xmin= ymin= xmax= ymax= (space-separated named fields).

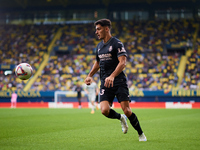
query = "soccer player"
xmin=84 ymin=78 xmax=99 ymax=114
xmin=75 ymin=82 xmax=83 ymax=109
xmin=11 ymin=91 xmax=17 ymax=108
xmin=84 ymin=19 xmax=147 ymax=141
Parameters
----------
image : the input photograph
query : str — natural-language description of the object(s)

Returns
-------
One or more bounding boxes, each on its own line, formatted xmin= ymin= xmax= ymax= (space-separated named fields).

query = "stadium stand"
xmin=0 ymin=24 xmax=59 ymax=91
xmin=26 ymin=19 xmax=197 ymax=91
xmin=0 ymin=1 xmax=199 ymax=91
xmin=181 ymin=50 xmax=200 ymax=90
xmin=0 ymin=18 xmax=198 ymax=92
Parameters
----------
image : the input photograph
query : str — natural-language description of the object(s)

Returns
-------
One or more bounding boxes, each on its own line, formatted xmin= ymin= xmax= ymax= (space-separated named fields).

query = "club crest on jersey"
xmin=109 ymin=46 xmax=112 ymax=52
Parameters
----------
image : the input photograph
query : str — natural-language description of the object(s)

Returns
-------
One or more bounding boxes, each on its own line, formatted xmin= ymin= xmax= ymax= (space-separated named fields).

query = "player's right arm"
xmin=85 ymin=61 xmax=100 ymax=85
xmin=96 ymin=84 xmax=100 ymax=95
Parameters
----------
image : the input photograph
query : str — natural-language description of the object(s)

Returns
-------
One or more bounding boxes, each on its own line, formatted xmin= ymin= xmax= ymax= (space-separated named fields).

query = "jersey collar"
xmin=103 ymin=37 xmax=113 ymax=45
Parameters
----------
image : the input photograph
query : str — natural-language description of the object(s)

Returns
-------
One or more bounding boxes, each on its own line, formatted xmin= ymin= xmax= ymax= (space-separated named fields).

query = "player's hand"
xmin=85 ymin=77 xmax=92 ymax=85
xmin=104 ymin=76 xmax=114 ymax=88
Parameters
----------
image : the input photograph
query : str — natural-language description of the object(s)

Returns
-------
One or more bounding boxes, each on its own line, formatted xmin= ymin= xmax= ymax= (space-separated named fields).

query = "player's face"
xmin=95 ymin=24 xmax=106 ymax=40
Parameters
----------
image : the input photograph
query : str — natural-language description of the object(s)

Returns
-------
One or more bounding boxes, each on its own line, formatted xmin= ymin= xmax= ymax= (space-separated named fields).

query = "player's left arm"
xmin=104 ymin=55 xmax=126 ymax=88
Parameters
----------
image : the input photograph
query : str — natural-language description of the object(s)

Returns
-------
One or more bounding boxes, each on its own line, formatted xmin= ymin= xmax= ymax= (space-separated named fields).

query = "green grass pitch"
xmin=0 ymin=108 xmax=200 ymax=150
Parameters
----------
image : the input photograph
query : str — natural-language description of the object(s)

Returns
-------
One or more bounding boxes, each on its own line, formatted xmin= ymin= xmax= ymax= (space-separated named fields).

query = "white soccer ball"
xmin=15 ymin=63 xmax=33 ymax=80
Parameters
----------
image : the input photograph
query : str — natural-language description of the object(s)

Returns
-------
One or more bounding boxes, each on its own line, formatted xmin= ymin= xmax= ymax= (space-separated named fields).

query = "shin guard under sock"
xmin=106 ymin=109 xmax=121 ymax=119
xmin=128 ymin=113 xmax=143 ymax=135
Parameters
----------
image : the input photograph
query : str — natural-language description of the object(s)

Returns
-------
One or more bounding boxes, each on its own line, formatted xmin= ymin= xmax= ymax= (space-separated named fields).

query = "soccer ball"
xmin=15 ymin=63 xmax=33 ymax=80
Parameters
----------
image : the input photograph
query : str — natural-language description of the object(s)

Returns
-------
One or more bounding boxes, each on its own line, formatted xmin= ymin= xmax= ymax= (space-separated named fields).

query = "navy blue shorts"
xmin=99 ymin=83 xmax=130 ymax=104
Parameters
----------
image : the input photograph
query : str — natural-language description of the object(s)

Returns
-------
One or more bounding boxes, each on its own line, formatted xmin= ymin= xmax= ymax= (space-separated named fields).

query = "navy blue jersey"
xmin=96 ymin=37 xmax=127 ymax=85
xmin=75 ymin=86 xmax=82 ymax=98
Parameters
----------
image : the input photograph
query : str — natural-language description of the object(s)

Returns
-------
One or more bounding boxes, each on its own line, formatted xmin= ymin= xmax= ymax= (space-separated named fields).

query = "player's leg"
xmin=99 ymin=87 xmax=121 ymax=118
xmin=116 ymin=84 xmax=147 ymax=139
xmin=78 ymin=97 xmax=81 ymax=109
xmin=99 ymin=87 xmax=128 ymax=133
xmin=100 ymin=101 xmax=121 ymax=119
xmin=120 ymin=101 xmax=147 ymax=141
xmin=14 ymin=102 xmax=16 ymax=108
xmin=120 ymin=101 xmax=143 ymax=133
xmin=100 ymin=100 xmax=128 ymax=133
xmin=89 ymin=94 xmax=96 ymax=114
xmin=95 ymin=94 xmax=99 ymax=110
xmin=90 ymin=101 xmax=95 ymax=114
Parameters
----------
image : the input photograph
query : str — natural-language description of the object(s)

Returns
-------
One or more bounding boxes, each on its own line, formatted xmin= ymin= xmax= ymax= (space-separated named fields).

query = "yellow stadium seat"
xmin=126 ymin=69 xmax=130 ymax=74
xmin=138 ymin=69 xmax=142 ymax=73
xmin=72 ymin=77 xmax=78 ymax=81
xmin=131 ymin=68 xmax=137 ymax=73
xmin=38 ymin=85 xmax=44 ymax=91
xmin=80 ymin=74 xmax=87 ymax=79
xmin=60 ymin=87 xmax=65 ymax=91
xmin=139 ymin=74 xmax=147 ymax=78
xmin=11 ymin=87 xmax=17 ymax=91
xmin=51 ymin=69 xmax=58 ymax=74
xmin=136 ymin=64 xmax=144 ymax=68
xmin=2 ymin=85 xmax=7 ymax=91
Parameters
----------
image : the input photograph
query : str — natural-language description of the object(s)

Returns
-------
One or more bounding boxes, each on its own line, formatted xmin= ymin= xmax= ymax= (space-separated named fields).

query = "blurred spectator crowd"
xmin=0 ymin=19 xmax=200 ymax=91
xmin=0 ymin=24 xmax=58 ymax=91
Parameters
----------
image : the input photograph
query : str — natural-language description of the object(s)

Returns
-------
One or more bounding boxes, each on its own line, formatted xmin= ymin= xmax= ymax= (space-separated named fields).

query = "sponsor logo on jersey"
xmin=98 ymin=53 xmax=112 ymax=59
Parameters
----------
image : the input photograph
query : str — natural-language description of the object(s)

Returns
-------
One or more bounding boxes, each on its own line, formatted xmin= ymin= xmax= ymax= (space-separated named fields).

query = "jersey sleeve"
xmin=96 ymin=44 xmax=100 ymax=62
xmin=83 ymin=84 xmax=86 ymax=90
xmin=116 ymin=41 xmax=127 ymax=58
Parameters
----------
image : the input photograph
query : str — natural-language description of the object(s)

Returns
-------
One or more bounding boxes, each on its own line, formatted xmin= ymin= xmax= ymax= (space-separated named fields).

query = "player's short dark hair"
xmin=94 ymin=19 xmax=112 ymax=29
